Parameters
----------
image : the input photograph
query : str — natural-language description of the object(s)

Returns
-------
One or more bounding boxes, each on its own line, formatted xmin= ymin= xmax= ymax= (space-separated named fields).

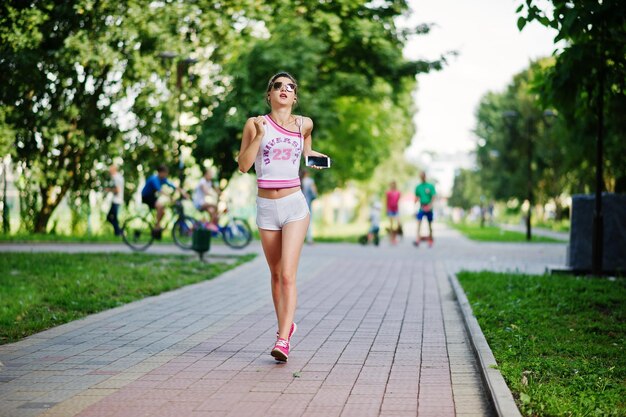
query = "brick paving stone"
xmin=341 ymin=404 xmax=381 ymax=417
xmin=0 ymin=224 xmax=565 ymax=416
xmin=417 ymin=405 xmax=456 ymax=416
xmin=189 ymin=412 xmax=228 ymax=417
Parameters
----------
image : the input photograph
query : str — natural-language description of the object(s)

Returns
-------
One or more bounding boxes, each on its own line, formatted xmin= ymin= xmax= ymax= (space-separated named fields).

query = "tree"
xmin=1 ymin=0 xmax=450 ymax=232
xmin=449 ymin=169 xmax=483 ymax=211
xmin=518 ymin=0 xmax=626 ymax=271
xmin=193 ymin=0 xmax=449 ymax=191
xmin=517 ymin=0 xmax=626 ymax=192
xmin=0 ymin=0 xmax=253 ymax=232
xmin=474 ymin=60 xmax=569 ymax=210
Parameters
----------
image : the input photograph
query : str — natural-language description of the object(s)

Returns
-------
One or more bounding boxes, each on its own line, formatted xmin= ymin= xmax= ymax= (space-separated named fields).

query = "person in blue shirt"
xmin=141 ymin=165 xmax=189 ymax=233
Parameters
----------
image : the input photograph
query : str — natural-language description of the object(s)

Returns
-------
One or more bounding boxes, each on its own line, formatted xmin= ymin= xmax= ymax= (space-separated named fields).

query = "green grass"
xmin=0 ymin=252 xmax=256 ymax=344
xmin=0 ymin=232 xmax=122 ymax=243
xmin=497 ymin=215 xmax=571 ymax=233
xmin=534 ymin=219 xmax=571 ymax=233
xmin=0 ymin=231 xmax=235 ymax=246
xmin=457 ymin=271 xmax=626 ymax=416
xmin=451 ymin=223 xmax=563 ymax=243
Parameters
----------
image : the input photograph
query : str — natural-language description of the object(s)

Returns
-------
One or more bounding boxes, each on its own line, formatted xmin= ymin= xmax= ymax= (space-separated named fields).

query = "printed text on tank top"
xmin=262 ymin=115 xmax=301 ymax=165
xmin=255 ymin=115 xmax=303 ymax=189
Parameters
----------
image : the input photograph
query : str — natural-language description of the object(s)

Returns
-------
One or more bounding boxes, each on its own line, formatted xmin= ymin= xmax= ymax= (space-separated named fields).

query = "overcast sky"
xmin=400 ymin=0 xmax=558 ymax=171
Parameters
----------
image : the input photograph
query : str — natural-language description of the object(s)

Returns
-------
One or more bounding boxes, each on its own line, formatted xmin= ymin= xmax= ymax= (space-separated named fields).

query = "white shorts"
xmin=256 ymin=191 xmax=310 ymax=231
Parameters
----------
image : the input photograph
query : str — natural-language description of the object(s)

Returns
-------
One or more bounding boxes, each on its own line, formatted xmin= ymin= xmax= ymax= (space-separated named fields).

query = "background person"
xmin=193 ymin=169 xmax=221 ymax=231
xmin=237 ymin=71 xmax=328 ymax=362
xmin=105 ymin=164 xmax=124 ymax=236
xmin=386 ymin=181 xmax=401 ymax=245
xmin=414 ymin=171 xmax=436 ymax=247
xmin=301 ymin=169 xmax=318 ymax=244
xmin=141 ymin=165 xmax=189 ymax=236
xmin=367 ymin=200 xmax=382 ymax=246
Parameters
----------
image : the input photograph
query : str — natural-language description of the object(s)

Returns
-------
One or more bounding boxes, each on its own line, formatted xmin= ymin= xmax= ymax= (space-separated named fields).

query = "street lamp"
xmin=158 ymin=52 xmax=197 ymax=185
xmin=1 ymin=159 xmax=9 ymax=234
xmin=592 ymin=64 xmax=606 ymax=276
xmin=503 ymin=109 xmax=557 ymax=241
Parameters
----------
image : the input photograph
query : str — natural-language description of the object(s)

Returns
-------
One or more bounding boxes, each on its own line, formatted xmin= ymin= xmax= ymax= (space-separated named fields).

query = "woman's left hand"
xmin=304 ymin=150 xmax=329 ymax=170
xmin=305 ymin=150 xmax=327 ymax=158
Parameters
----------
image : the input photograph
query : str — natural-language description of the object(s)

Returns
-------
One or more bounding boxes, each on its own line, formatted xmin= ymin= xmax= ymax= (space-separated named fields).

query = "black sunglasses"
xmin=271 ymin=81 xmax=296 ymax=92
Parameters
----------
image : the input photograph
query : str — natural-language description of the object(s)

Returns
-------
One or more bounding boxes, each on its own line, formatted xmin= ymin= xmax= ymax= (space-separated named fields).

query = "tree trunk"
xmin=32 ymin=185 xmax=67 ymax=233
xmin=33 ymin=206 xmax=53 ymax=233
xmin=554 ymin=197 xmax=564 ymax=221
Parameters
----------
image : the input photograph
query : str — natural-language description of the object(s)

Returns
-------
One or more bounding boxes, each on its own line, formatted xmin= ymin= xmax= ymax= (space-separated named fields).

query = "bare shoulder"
xmin=295 ymin=115 xmax=314 ymax=133
xmin=240 ymin=118 xmax=257 ymax=141
xmin=243 ymin=117 xmax=258 ymax=130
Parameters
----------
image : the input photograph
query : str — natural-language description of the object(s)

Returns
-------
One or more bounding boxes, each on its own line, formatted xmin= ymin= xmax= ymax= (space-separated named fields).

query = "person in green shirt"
xmin=414 ymin=171 xmax=436 ymax=247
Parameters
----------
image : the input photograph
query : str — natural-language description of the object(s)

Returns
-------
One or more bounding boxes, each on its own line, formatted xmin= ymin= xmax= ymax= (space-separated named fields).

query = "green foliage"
xmin=0 ymin=252 xmax=256 ymax=344
xmin=0 ymin=108 xmax=14 ymax=157
xmin=2 ymin=1 xmax=127 ymax=230
xmin=193 ymin=0 xmax=443 ymax=192
xmin=449 ymin=169 xmax=483 ymax=210
xmin=474 ymin=60 xmax=569 ymax=204
xmin=478 ymin=1 xmax=626 ymax=204
xmin=517 ymin=0 xmax=626 ymax=192
xmin=1 ymin=0 xmax=446 ymax=231
xmin=0 ymin=0 xmax=255 ymax=231
xmin=458 ymin=272 xmax=626 ymax=416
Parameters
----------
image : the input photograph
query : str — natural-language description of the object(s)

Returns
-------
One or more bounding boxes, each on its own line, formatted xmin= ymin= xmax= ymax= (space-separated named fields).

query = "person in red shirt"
xmin=386 ymin=181 xmax=401 ymax=245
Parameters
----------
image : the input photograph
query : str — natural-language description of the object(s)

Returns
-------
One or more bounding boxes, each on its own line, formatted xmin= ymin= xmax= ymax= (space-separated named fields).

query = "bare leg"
xmin=199 ymin=204 xmax=219 ymax=227
xmin=389 ymin=217 xmax=397 ymax=244
xmin=259 ymin=228 xmax=283 ymax=328
xmin=208 ymin=205 xmax=219 ymax=224
xmin=428 ymin=220 xmax=433 ymax=239
xmin=277 ymin=215 xmax=309 ymax=340
xmin=304 ymin=199 xmax=313 ymax=244
xmin=416 ymin=219 xmax=422 ymax=242
xmin=155 ymin=202 xmax=165 ymax=229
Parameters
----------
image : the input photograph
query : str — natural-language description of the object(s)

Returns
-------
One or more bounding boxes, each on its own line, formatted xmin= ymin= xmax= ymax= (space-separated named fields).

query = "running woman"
xmin=237 ymin=72 xmax=328 ymax=362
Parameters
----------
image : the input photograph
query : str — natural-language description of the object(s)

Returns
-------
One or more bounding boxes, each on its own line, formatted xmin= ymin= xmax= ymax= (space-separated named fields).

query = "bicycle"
xmin=121 ymin=196 xmax=197 ymax=251
xmin=197 ymin=206 xmax=252 ymax=249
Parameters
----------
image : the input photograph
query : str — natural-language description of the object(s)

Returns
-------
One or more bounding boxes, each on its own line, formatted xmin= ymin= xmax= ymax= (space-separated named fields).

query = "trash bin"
xmin=192 ymin=227 xmax=211 ymax=260
xmin=568 ymin=193 xmax=626 ymax=273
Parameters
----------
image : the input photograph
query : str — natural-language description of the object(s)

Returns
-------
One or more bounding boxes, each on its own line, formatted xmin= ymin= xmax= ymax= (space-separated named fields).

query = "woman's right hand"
xmin=252 ymin=116 xmax=266 ymax=139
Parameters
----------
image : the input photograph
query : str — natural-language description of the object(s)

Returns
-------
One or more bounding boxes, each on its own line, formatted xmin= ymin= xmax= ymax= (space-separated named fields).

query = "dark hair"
xmin=157 ymin=164 xmax=169 ymax=174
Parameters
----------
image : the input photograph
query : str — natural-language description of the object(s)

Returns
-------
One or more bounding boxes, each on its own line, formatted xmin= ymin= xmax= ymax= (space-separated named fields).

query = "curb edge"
xmin=448 ymin=273 xmax=522 ymax=417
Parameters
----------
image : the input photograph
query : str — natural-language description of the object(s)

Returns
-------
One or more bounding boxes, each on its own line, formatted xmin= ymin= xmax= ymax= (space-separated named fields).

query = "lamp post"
xmin=158 ymin=52 xmax=196 ymax=185
xmin=503 ymin=110 xmax=557 ymax=241
xmin=2 ymin=159 xmax=8 ymax=234
xmin=592 ymin=64 xmax=605 ymax=276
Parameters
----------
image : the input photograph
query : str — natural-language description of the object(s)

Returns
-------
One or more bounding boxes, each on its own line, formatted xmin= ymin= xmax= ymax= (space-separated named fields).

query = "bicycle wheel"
xmin=172 ymin=215 xmax=198 ymax=250
xmin=121 ymin=215 xmax=154 ymax=251
xmin=222 ymin=217 xmax=252 ymax=249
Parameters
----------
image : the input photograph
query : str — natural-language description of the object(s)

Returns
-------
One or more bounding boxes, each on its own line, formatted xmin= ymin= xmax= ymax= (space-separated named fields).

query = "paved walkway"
xmin=0 ymin=224 xmax=566 ymax=417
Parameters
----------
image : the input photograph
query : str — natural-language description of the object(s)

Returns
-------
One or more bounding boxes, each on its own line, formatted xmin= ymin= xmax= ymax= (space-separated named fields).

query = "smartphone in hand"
xmin=305 ymin=156 xmax=331 ymax=168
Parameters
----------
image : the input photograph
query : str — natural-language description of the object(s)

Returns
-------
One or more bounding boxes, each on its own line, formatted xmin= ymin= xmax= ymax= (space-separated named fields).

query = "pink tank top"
xmin=255 ymin=115 xmax=303 ymax=189
xmin=386 ymin=190 xmax=401 ymax=212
